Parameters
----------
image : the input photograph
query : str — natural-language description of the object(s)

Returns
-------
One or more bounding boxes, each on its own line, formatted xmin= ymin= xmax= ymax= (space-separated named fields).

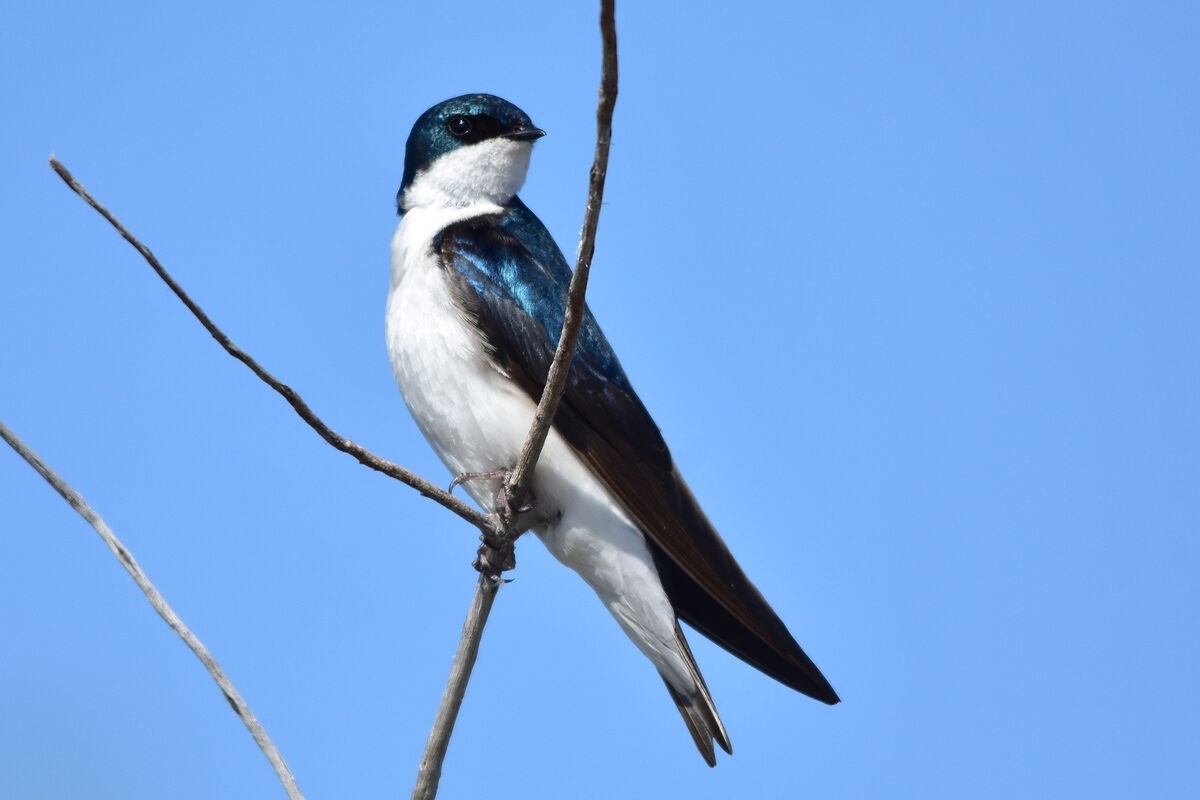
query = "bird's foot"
xmin=456 ymin=469 xmax=536 ymax=579
xmin=474 ymin=489 xmax=534 ymax=578
xmin=495 ymin=481 xmax=536 ymax=520
xmin=473 ymin=530 xmax=517 ymax=580
xmin=448 ymin=469 xmax=536 ymax=520
xmin=448 ymin=468 xmax=510 ymax=494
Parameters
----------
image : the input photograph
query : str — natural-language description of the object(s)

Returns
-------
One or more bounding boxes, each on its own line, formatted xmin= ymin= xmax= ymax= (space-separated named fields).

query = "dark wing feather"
xmin=436 ymin=200 xmax=838 ymax=704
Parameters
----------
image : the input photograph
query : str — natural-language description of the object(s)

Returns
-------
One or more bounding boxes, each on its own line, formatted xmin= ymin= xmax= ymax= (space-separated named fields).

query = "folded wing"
xmin=436 ymin=200 xmax=838 ymax=704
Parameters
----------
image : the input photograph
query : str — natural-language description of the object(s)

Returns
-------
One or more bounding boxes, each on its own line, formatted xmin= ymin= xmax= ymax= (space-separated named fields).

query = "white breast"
xmin=386 ymin=205 xmax=535 ymax=509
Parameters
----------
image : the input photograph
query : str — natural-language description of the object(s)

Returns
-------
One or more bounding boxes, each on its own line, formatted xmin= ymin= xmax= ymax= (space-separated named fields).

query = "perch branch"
xmin=413 ymin=2 xmax=619 ymax=798
xmin=503 ymin=0 xmax=619 ymax=513
xmin=410 ymin=574 xmax=498 ymax=800
xmin=0 ymin=419 xmax=306 ymax=800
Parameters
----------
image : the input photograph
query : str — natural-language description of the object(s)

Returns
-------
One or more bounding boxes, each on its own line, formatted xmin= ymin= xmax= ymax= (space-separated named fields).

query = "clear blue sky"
xmin=3 ymin=2 xmax=1197 ymax=798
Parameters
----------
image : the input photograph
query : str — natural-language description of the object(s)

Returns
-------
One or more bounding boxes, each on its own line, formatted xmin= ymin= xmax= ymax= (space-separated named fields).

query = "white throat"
xmin=401 ymin=138 xmax=532 ymax=211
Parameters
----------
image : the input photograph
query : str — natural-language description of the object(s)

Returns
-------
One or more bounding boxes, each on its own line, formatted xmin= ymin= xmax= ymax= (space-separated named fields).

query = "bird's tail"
xmin=663 ymin=621 xmax=732 ymax=767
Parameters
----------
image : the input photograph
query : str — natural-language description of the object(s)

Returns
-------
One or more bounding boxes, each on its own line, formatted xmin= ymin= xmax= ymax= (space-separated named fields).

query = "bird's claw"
xmin=453 ymin=467 xmax=536 ymax=578
xmin=448 ymin=468 xmax=510 ymax=494
xmin=449 ymin=468 xmax=536 ymax=520
xmin=495 ymin=483 xmax=536 ymax=520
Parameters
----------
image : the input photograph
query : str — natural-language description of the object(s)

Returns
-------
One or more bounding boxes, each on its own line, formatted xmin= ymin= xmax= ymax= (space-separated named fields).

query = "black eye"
xmin=447 ymin=115 xmax=472 ymax=137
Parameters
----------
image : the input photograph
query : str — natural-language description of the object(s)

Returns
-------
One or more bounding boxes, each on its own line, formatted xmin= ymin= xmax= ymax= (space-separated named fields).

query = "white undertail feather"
xmin=388 ymin=136 xmax=729 ymax=761
xmin=664 ymin=621 xmax=732 ymax=766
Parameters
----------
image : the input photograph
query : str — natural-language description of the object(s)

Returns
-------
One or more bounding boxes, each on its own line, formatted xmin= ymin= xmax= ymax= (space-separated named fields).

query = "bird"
xmin=386 ymin=93 xmax=838 ymax=765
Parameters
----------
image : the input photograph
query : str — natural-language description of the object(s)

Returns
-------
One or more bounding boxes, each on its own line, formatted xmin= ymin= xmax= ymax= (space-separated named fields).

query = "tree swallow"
xmin=386 ymin=93 xmax=838 ymax=765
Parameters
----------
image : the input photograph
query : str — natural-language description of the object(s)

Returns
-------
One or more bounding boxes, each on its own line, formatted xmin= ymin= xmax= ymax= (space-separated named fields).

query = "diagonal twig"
xmin=0 ymin=418 xmax=306 ymax=800
xmin=503 ymin=0 xmax=619 ymax=514
xmin=50 ymin=154 xmax=497 ymax=539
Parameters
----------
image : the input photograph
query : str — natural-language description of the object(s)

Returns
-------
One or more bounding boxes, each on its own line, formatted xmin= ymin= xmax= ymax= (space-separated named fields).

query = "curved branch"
xmin=0 ymin=419 xmax=306 ymax=800
xmin=48 ymin=156 xmax=496 ymax=539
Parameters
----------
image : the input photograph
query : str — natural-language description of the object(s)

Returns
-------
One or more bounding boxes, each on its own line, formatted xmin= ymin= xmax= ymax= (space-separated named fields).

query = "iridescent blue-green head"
xmin=398 ymin=93 xmax=546 ymax=213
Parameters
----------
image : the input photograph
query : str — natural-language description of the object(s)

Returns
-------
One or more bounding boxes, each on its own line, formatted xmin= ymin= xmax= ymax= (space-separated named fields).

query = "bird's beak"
xmin=506 ymin=127 xmax=547 ymax=141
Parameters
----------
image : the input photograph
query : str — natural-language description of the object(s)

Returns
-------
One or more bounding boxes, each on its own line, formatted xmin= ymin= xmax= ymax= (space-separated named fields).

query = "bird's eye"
xmin=447 ymin=116 xmax=472 ymax=137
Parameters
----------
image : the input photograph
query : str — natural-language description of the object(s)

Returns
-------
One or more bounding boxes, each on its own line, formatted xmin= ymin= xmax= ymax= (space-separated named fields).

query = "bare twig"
xmin=412 ymin=2 xmax=620 ymax=798
xmin=0 ymin=419 xmax=306 ymax=800
xmin=49 ymin=156 xmax=496 ymax=538
xmin=410 ymin=575 xmax=498 ymax=800
xmin=504 ymin=0 xmax=619 ymax=512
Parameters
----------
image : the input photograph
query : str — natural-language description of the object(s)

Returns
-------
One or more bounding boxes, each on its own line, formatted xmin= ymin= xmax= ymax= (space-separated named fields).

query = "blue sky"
xmin=2 ymin=1 xmax=1197 ymax=797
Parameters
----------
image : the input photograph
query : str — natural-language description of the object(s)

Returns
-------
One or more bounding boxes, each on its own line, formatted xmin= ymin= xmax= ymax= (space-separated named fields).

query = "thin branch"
xmin=504 ymin=0 xmax=619 ymax=510
xmin=47 ymin=156 xmax=496 ymax=539
xmin=412 ymin=3 xmax=620 ymax=798
xmin=411 ymin=575 xmax=498 ymax=800
xmin=0 ymin=418 xmax=306 ymax=800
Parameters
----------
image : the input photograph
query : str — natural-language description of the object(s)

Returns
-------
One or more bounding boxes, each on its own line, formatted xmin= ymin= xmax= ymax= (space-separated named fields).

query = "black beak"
xmin=506 ymin=127 xmax=547 ymax=141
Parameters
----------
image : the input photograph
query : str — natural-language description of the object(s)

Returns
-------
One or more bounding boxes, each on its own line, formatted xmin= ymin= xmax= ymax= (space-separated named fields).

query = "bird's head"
xmin=398 ymin=93 xmax=546 ymax=213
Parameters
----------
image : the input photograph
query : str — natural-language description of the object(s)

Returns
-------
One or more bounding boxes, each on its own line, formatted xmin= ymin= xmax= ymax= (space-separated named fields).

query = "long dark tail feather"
xmin=663 ymin=622 xmax=732 ymax=766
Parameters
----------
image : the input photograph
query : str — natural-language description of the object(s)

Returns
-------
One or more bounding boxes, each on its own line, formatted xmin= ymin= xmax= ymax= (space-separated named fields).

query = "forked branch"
xmin=39 ymin=1 xmax=619 ymax=797
xmin=412 ymin=3 xmax=619 ymax=797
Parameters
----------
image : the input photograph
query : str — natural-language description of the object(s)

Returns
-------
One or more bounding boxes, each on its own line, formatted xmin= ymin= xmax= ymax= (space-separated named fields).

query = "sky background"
xmin=2 ymin=1 xmax=1197 ymax=798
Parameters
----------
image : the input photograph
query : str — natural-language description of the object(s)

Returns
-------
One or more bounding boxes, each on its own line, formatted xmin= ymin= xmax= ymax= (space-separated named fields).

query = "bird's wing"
xmin=436 ymin=202 xmax=838 ymax=703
